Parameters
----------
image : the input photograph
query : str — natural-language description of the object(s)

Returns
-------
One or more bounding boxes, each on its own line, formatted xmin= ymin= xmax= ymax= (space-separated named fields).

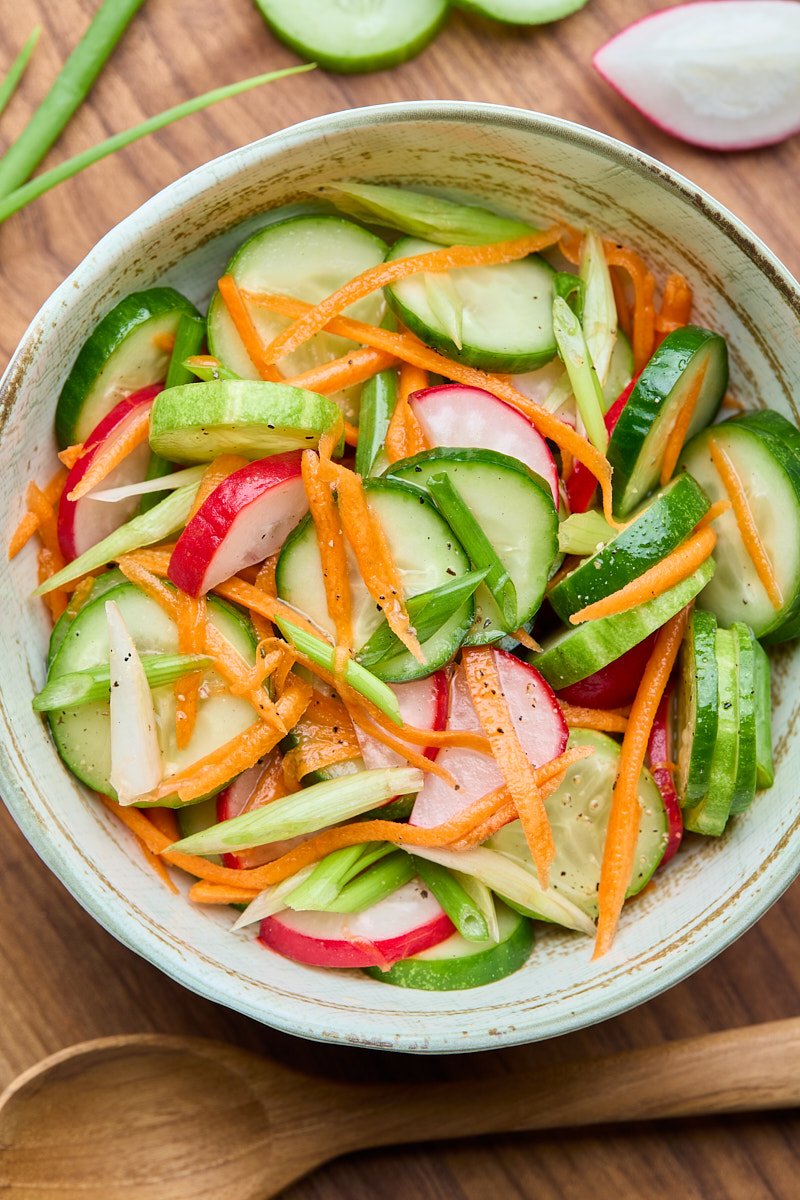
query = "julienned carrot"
xmin=569 ymin=525 xmax=716 ymax=625
xmin=217 ymin=275 xmax=283 ymax=382
xmin=67 ymin=403 xmax=151 ymax=500
xmin=708 ymin=439 xmax=783 ymax=610
xmin=282 ymin=691 xmax=360 ymax=788
xmin=462 ymin=647 xmax=556 ymax=888
xmin=260 ymin=226 xmax=564 ymax=366
xmin=212 ymin=577 xmax=322 ymax=641
xmin=659 ymin=361 xmax=707 ymax=486
xmin=243 ymin=291 xmax=617 ymax=524
xmin=189 ymin=454 xmax=249 ymax=519
xmin=283 ymin=736 xmax=360 ymax=789
xmin=7 ymin=510 xmax=39 ymax=560
xmin=283 ymin=345 xmax=397 ymax=395
xmin=696 ymin=497 xmax=732 ymax=530
xmin=148 ymin=807 xmax=180 ymax=842
xmin=301 ymin=450 xmax=353 ymax=655
xmin=385 ymin=361 xmax=428 ymax=463
xmin=610 ymin=268 xmax=632 ymax=339
xmin=452 ymin=764 xmax=574 ymax=849
xmin=594 ymin=607 xmax=689 ymax=958
xmin=137 ymin=836 xmax=178 ymax=893
xmin=655 ymin=273 xmax=693 ymax=345
xmin=189 ymin=880 xmax=260 ymax=904
xmin=8 ymin=468 xmax=67 ymax=559
xmin=174 ymin=591 xmax=207 ymax=750
xmin=559 ymin=703 xmax=629 ymax=734
xmin=603 ymin=243 xmax=656 ymax=372
xmin=58 ymin=443 xmax=85 ymax=469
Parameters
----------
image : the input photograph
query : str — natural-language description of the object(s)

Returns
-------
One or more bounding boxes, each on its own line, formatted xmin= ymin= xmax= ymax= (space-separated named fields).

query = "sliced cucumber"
xmin=253 ymin=0 xmax=447 ymax=73
xmin=729 ymin=622 xmax=758 ymax=815
xmin=148 ymin=380 xmax=341 ymax=463
xmin=607 ymin=326 xmax=728 ymax=517
xmin=387 ymin=448 xmax=558 ymax=643
xmin=676 ymin=608 xmax=718 ymax=807
xmin=207 ymin=215 xmax=387 ymax=423
xmin=48 ymin=568 xmax=126 ymax=665
xmin=365 ymin=901 xmax=533 ymax=990
xmin=535 ymin=558 xmax=714 ymax=690
xmin=46 ymin=583 xmax=258 ymax=805
xmin=276 ymin=479 xmax=472 ymax=682
xmin=680 ymin=414 xmax=800 ymax=641
xmin=489 ymin=730 xmax=667 ymax=917
xmin=384 ymin=236 xmax=557 ymax=373
xmin=753 ymin=641 xmax=774 ymax=790
xmin=453 ymin=0 xmax=588 ymax=23
xmin=56 ymin=288 xmax=200 ymax=448
xmin=684 ymin=627 xmax=739 ymax=837
xmin=549 ymin=473 xmax=709 ymax=621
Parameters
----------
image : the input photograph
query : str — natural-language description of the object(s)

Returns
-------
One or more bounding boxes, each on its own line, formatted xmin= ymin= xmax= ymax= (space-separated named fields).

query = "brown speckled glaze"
xmin=1 ymin=104 xmax=799 ymax=1054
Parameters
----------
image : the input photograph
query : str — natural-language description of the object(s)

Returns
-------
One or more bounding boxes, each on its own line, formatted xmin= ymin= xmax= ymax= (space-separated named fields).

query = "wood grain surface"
xmin=0 ymin=2 xmax=798 ymax=1197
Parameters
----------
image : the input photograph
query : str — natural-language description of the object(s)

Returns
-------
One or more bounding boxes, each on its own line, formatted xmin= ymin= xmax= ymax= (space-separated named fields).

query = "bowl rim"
xmin=2 ymin=100 xmax=799 ymax=1053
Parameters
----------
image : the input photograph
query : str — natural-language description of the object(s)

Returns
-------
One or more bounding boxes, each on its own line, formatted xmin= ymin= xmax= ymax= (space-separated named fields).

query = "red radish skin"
xmin=557 ymin=634 xmax=657 ymax=709
xmin=57 ymin=385 xmax=162 ymax=561
xmin=648 ymin=684 xmax=682 ymax=867
xmin=566 ymin=378 xmax=634 ymax=514
xmin=410 ymin=384 xmax=560 ymax=505
xmin=593 ymin=2 xmax=800 ymax=152
xmin=168 ymin=452 xmax=308 ymax=597
xmin=410 ymin=650 xmax=567 ymax=829
xmin=355 ymin=671 xmax=449 ymax=771
xmin=259 ymin=879 xmax=454 ymax=969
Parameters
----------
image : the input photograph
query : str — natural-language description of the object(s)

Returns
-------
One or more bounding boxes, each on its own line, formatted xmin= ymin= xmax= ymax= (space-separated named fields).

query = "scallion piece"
xmin=355 ymin=368 xmax=397 ymax=478
xmin=413 ymin=856 xmax=490 ymax=941
xmin=183 ymin=356 xmax=240 ymax=383
xmin=580 ymin=232 xmax=618 ymax=391
xmin=552 ymin=296 xmax=609 ymax=454
xmin=32 ymin=652 xmax=211 ymax=712
xmin=284 ymin=844 xmax=370 ymax=911
xmin=165 ymin=314 xmax=207 ymax=389
xmin=327 ymin=852 xmax=414 ymax=913
xmin=558 ymin=510 xmax=616 ymax=556
xmin=0 ymin=27 xmax=40 ymax=121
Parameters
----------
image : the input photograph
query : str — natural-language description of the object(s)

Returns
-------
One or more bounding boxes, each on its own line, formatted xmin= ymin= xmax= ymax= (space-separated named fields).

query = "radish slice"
xmin=217 ymin=753 xmax=305 ymax=871
xmin=593 ymin=2 xmax=800 ymax=151
xmin=355 ymin=671 xmax=449 ymax=770
xmin=410 ymin=650 xmax=567 ymax=828
xmin=106 ymin=600 xmax=162 ymax=805
xmin=259 ymin=879 xmax=454 ymax=968
xmin=557 ymin=633 xmax=657 ymax=708
xmin=648 ymin=684 xmax=683 ymax=867
xmin=168 ymin=451 xmax=308 ymax=596
xmin=57 ymin=385 xmax=162 ymax=562
xmin=410 ymin=384 xmax=560 ymax=505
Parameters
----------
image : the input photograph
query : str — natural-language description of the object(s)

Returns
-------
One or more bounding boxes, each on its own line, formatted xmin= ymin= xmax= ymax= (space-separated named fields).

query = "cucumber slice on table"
xmin=148 ymin=380 xmax=341 ymax=463
xmin=684 ymin=627 xmax=739 ymax=837
xmin=46 ymin=582 xmax=259 ymax=805
xmin=276 ymin=479 xmax=472 ymax=682
xmin=729 ymin=622 xmax=758 ymax=815
xmin=207 ymin=215 xmax=387 ymax=424
xmin=535 ymin=558 xmax=715 ymax=691
xmin=549 ymin=473 xmax=710 ymax=621
xmin=253 ymin=0 xmax=447 ymax=73
xmin=365 ymin=901 xmax=533 ymax=990
xmin=489 ymin=730 xmax=668 ymax=917
xmin=56 ymin=288 xmax=200 ymax=448
xmin=676 ymin=608 xmax=718 ymax=807
xmin=680 ymin=412 xmax=800 ymax=641
xmin=607 ymin=325 xmax=728 ymax=517
xmin=387 ymin=447 xmax=558 ymax=643
xmin=453 ymin=0 xmax=588 ymax=23
xmin=753 ymin=640 xmax=774 ymax=790
xmin=384 ymin=236 xmax=557 ymax=373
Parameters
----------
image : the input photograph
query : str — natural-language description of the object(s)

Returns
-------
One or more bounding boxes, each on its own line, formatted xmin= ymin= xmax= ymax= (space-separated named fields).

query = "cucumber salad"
xmin=13 ymin=180 xmax=793 ymax=991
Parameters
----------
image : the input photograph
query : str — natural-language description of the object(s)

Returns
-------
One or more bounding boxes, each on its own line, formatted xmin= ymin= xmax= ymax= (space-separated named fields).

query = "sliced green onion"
xmin=355 ymin=368 xmax=398 ymax=478
xmin=558 ymin=509 xmax=616 ymax=556
xmin=0 ymin=64 xmax=314 ymax=224
xmin=554 ymin=271 xmax=585 ymax=321
xmin=553 ymin=296 xmax=608 ymax=454
xmin=276 ymin=617 xmax=403 ymax=725
xmin=452 ymin=869 xmax=499 ymax=942
xmin=36 ymin=479 xmax=200 ymax=595
xmin=231 ymin=864 xmax=316 ymax=931
xmin=413 ymin=856 xmax=490 ymax=942
xmin=0 ymin=27 xmax=40 ymax=120
xmin=284 ymin=844 xmax=370 ymax=911
xmin=183 ymin=356 xmax=240 ymax=383
xmin=424 ymin=273 xmax=464 ymax=349
xmin=580 ymin=232 xmax=618 ymax=392
xmin=327 ymin=852 xmax=414 ymax=913
xmin=165 ymin=314 xmax=207 ymax=389
xmin=32 ymin=652 xmax=212 ymax=712
xmin=171 ymin=766 xmax=423 ymax=856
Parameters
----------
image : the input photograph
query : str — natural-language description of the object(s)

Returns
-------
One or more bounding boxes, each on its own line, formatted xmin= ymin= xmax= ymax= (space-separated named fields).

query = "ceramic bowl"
xmin=2 ymin=103 xmax=799 ymax=1054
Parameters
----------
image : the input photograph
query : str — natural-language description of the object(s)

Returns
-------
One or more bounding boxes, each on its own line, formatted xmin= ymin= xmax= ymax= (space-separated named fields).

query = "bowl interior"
xmin=2 ymin=104 xmax=799 ymax=1053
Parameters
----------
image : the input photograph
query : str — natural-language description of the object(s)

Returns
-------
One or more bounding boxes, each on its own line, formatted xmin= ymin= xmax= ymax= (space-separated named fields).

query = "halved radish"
xmin=593 ymin=2 xmax=800 ymax=152
xmin=259 ymin=878 xmax=454 ymax=969
xmin=168 ymin=451 xmax=308 ymax=596
xmin=410 ymin=384 xmax=560 ymax=505
xmin=648 ymin=684 xmax=682 ymax=867
xmin=565 ymin=378 xmax=633 ymax=514
xmin=355 ymin=671 xmax=449 ymax=770
xmin=57 ymin=384 xmax=162 ymax=562
xmin=217 ymin=751 xmax=305 ymax=871
xmin=410 ymin=650 xmax=567 ymax=828
xmin=556 ymin=633 xmax=657 ymax=708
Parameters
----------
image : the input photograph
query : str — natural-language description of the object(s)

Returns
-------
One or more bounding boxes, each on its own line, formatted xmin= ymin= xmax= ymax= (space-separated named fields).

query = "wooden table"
xmin=1 ymin=2 xmax=798 ymax=1196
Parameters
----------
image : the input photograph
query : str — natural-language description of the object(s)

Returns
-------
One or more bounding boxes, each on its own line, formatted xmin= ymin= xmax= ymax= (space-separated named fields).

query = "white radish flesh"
xmin=106 ymin=600 xmax=163 ymax=805
xmin=355 ymin=671 xmax=449 ymax=770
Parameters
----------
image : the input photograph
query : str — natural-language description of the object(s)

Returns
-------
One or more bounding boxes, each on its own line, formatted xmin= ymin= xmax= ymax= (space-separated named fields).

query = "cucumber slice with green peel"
xmin=384 ymin=236 xmax=557 ymax=373
xmin=207 ymin=215 xmax=387 ymax=423
xmin=365 ymin=901 xmax=532 ymax=990
xmin=47 ymin=568 xmax=127 ymax=666
xmin=753 ymin=641 xmax=774 ymax=790
xmin=549 ymin=473 xmax=710 ymax=621
xmin=684 ymin=628 xmax=739 ymax=837
xmin=489 ymin=730 xmax=668 ymax=917
xmin=386 ymin=448 xmax=558 ymax=643
xmin=46 ymin=583 xmax=259 ymax=806
xmin=56 ymin=288 xmax=200 ymax=448
xmin=676 ymin=609 xmax=718 ymax=807
xmin=607 ymin=326 xmax=728 ymax=517
xmin=679 ymin=414 xmax=800 ymax=641
xmin=729 ymin=623 xmax=758 ymax=815
xmin=453 ymin=0 xmax=588 ymax=23
xmin=276 ymin=479 xmax=473 ymax=682
xmin=148 ymin=381 xmax=342 ymax=463
xmin=253 ymin=0 xmax=447 ymax=73
xmin=535 ymin=558 xmax=715 ymax=690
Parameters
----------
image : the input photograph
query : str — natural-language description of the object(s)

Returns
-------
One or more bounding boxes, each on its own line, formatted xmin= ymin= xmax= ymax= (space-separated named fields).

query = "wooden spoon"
xmin=1 ymin=1018 xmax=798 ymax=1199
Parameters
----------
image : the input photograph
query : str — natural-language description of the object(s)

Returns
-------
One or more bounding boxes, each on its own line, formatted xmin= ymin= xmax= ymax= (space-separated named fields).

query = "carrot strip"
xmin=138 ymin=837 xmax=178 ymax=893
xmin=604 ymin=243 xmax=656 ymax=372
xmin=594 ymin=607 xmax=689 ymax=957
xmin=655 ymin=273 xmax=693 ymax=346
xmin=148 ymin=808 xmax=180 ymax=842
xmin=261 ymin=227 xmax=564 ymax=365
xmin=559 ymin=225 xmax=583 ymax=266
xmin=659 ymin=361 xmax=708 ymax=486
xmin=189 ymin=880 xmax=260 ymax=904
xmin=301 ymin=449 xmax=353 ymax=659
xmin=67 ymin=404 xmax=151 ymax=500
xmin=217 ymin=274 xmax=283 ymax=382
xmin=58 ymin=443 xmax=85 ymax=469
xmin=696 ymin=497 xmax=732 ymax=530
xmin=462 ymin=647 xmax=556 ymax=888
xmin=512 ymin=627 xmax=542 ymax=653
xmin=283 ymin=345 xmax=397 ymax=395
xmin=610 ymin=267 xmax=632 ymax=339
xmin=7 ymin=510 xmax=39 ymax=559
xmin=213 ymin=577 xmax=322 ymax=640
xmin=452 ymin=767 xmax=571 ymax=849
xmin=708 ymin=439 xmax=782 ymax=610
xmin=174 ymin=591 xmax=207 ymax=749
xmin=385 ymin=360 xmax=428 ymax=463
xmin=560 ymin=703 xmax=628 ymax=734
xmin=721 ymin=393 xmax=746 ymax=412
xmin=189 ymin=454 xmax=249 ymax=520
xmin=569 ymin=525 xmax=716 ymax=625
